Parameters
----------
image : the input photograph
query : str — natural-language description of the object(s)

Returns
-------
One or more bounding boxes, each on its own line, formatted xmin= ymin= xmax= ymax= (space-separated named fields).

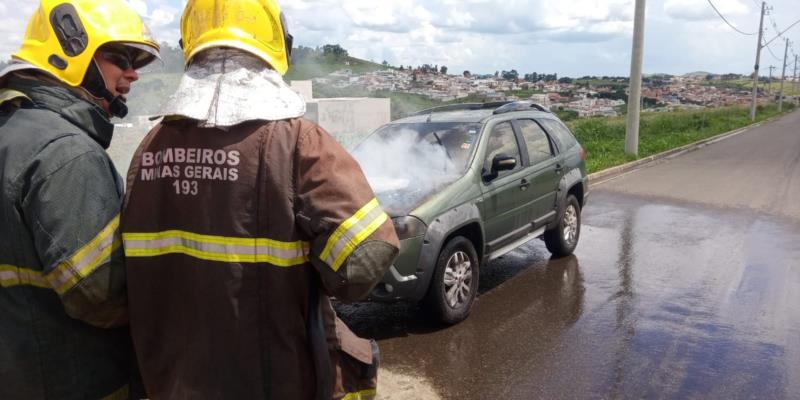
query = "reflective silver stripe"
xmin=46 ymin=216 xmax=121 ymax=295
xmin=322 ymin=200 xmax=389 ymax=271
xmin=123 ymin=230 xmax=309 ymax=267
xmin=0 ymin=264 xmax=49 ymax=289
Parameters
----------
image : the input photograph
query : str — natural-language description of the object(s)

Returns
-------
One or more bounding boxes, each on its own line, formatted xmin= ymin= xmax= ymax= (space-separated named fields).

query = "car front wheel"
xmin=424 ymin=236 xmax=479 ymax=324
xmin=544 ymin=194 xmax=581 ymax=257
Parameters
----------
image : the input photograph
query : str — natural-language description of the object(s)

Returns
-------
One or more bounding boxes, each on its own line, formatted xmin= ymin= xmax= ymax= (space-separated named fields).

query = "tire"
xmin=544 ymin=194 xmax=581 ymax=257
xmin=423 ymin=236 xmax=479 ymax=325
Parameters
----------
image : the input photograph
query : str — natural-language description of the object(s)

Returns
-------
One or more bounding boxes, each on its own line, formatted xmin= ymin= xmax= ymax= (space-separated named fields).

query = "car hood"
xmin=369 ymin=174 xmax=460 ymax=217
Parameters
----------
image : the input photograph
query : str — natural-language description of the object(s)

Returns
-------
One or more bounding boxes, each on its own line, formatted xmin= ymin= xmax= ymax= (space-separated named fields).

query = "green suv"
xmin=351 ymin=101 xmax=588 ymax=324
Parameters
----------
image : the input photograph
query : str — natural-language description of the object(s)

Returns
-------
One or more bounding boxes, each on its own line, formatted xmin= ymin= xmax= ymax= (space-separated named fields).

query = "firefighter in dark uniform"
xmin=121 ymin=0 xmax=400 ymax=399
xmin=0 ymin=0 xmax=160 ymax=399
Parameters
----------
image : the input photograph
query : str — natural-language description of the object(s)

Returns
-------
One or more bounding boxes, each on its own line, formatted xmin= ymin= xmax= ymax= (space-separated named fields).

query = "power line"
xmin=765 ymin=42 xmax=782 ymax=61
xmin=763 ymin=17 xmax=800 ymax=46
xmin=707 ymin=0 xmax=756 ymax=35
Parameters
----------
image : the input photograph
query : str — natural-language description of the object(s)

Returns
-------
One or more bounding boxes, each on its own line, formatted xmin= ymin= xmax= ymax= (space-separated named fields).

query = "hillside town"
xmin=313 ymin=67 xmax=778 ymax=118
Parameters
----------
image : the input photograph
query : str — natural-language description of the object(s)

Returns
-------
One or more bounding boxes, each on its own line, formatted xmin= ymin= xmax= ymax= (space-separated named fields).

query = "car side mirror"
xmin=493 ymin=154 xmax=516 ymax=172
xmin=483 ymin=154 xmax=516 ymax=181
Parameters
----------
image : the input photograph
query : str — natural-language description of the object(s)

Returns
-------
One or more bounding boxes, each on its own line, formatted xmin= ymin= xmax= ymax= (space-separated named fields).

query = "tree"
xmin=558 ymin=77 xmax=573 ymax=84
xmin=501 ymin=69 xmax=519 ymax=81
xmin=419 ymin=64 xmax=438 ymax=74
xmin=722 ymin=73 xmax=740 ymax=81
xmin=463 ymin=70 xmax=471 ymax=78
xmin=291 ymin=45 xmax=320 ymax=63
xmin=322 ymin=44 xmax=348 ymax=59
xmin=440 ymin=65 xmax=448 ymax=75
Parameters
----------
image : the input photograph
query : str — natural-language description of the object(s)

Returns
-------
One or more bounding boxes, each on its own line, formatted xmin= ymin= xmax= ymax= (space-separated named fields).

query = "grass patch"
xmin=569 ymin=103 xmax=796 ymax=173
xmin=708 ymin=78 xmax=800 ymax=96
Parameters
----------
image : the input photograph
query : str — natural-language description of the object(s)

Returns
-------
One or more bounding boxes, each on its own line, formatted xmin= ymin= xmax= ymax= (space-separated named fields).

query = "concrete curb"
xmin=587 ymin=109 xmax=796 ymax=188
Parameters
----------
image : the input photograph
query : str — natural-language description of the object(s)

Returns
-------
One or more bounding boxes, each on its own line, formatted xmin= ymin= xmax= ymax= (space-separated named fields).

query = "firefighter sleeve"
xmin=295 ymin=124 xmax=400 ymax=302
xmin=21 ymin=146 xmax=127 ymax=328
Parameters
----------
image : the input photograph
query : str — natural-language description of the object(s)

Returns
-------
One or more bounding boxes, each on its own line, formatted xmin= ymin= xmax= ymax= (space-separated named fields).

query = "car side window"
xmin=539 ymin=119 xmax=578 ymax=152
xmin=518 ymin=119 xmax=554 ymax=165
xmin=483 ymin=121 xmax=521 ymax=177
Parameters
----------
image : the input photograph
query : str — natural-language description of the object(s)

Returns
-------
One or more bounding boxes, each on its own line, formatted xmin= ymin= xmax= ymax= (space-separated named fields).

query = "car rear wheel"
xmin=544 ymin=194 xmax=581 ymax=257
xmin=424 ymin=236 xmax=479 ymax=324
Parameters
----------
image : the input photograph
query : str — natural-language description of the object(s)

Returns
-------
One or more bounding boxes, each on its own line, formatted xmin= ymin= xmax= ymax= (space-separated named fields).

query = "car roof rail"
xmin=493 ymin=101 xmax=552 ymax=114
xmin=412 ymin=102 xmax=511 ymax=116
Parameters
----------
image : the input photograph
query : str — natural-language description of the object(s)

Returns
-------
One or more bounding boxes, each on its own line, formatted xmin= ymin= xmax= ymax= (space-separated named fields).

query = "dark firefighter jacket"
xmin=0 ymin=76 xmax=130 ymax=399
xmin=121 ymin=117 xmax=400 ymax=399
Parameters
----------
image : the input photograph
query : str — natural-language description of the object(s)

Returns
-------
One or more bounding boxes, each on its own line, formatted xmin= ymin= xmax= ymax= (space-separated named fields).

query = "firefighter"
xmin=0 ymin=0 xmax=160 ymax=399
xmin=120 ymin=0 xmax=400 ymax=399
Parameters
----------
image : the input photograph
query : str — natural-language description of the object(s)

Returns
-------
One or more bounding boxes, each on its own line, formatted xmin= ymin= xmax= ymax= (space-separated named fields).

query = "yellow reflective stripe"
xmin=321 ymin=199 xmax=380 ymax=262
xmin=0 ymin=264 xmax=49 ymax=289
xmin=124 ymin=245 xmax=307 ymax=266
xmin=342 ymin=389 xmax=377 ymax=400
xmin=321 ymin=198 xmax=389 ymax=272
xmin=46 ymin=215 xmax=121 ymax=295
xmin=0 ymin=88 xmax=30 ymax=107
xmin=101 ymin=384 xmax=129 ymax=400
xmin=330 ymin=212 xmax=388 ymax=271
xmin=122 ymin=230 xmax=309 ymax=267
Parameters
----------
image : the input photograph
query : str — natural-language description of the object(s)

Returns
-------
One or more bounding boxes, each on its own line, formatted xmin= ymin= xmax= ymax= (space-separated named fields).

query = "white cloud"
xmin=126 ymin=0 xmax=149 ymax=16
xmin=664 ymin=0 xmax=749 ymax=21
xmin=0 ymin=2 xmax=38 ymax=61
xmin=150 ymin=7 xmax=177 ymax=28
xmin=1 ymin=0 xmax=797 ymax=76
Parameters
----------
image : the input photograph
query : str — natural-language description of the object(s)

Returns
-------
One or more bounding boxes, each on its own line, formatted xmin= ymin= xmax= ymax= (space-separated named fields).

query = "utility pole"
xmin=625 ymin=0 xmax=646 ymax=156
xmin=768 ymin=65 xmax=775 ymax=94
xmin=778 ymin=39 xmax=789 ymax=111
xmin=794 ymin=55 xmax=798 ymax=98
xmin=750 ymin=1 xmax=766 ymax=121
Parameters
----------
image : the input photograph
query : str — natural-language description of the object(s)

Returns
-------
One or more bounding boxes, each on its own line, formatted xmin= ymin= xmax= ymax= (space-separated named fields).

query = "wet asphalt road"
xmin=337 ymin=110 xmax=800 ymax=399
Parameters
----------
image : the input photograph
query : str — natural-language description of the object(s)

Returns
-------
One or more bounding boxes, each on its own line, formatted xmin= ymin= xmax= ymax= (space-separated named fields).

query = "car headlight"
xmin=392 ymin=216 xmax=427 ymax=240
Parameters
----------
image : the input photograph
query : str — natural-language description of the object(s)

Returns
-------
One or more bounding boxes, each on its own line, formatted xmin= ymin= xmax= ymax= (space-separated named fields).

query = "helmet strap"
xmin=81 ymin=60 xmax=129 ymax=118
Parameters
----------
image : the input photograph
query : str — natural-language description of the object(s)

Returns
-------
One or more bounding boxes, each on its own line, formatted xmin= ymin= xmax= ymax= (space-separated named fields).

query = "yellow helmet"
xmin=13 ymin=0 xmax=160 ymax=87
xmin=180 ymin=0 xmax=293 ymax=75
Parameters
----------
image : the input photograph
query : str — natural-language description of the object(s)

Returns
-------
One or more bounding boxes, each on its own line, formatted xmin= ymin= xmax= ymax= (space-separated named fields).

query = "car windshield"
xmin=352 ymin=122 xmax=481 ymax=215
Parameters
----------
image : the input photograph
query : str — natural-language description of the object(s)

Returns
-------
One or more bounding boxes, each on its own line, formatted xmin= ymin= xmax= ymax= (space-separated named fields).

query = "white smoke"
xmin=352 ymin=128 xmax=463 ymax=214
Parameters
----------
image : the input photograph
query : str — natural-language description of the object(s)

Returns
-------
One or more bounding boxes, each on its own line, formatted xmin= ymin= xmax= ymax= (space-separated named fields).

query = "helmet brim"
xmin=122 ymin=42 xmax=162 ymax=70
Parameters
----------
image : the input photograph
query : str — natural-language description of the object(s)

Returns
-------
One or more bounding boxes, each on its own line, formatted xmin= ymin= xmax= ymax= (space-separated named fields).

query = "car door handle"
xmin=520 ymin=178 xmax=530 ymax=191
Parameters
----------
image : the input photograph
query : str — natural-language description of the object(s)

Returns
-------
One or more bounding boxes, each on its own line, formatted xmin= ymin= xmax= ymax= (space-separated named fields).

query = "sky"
xmin=1 ymin=0 xmax=799 ymax=77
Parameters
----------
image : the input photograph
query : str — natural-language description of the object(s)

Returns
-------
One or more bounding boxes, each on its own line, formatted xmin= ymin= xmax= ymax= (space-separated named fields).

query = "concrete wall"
xmin=290 ymin=80 xmax=313 ymax=102
xmin=305 ymin=98 xmax=391 ymax=148
xmin=290 ymin=80 xmax=391 ymax=148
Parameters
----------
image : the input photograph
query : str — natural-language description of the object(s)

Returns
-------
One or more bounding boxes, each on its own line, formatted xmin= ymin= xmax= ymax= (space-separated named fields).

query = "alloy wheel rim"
xmin=562 ymin=204 xmax=578 ymax=245
xmin=443 ymin=250 xmax=473 ymax=308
